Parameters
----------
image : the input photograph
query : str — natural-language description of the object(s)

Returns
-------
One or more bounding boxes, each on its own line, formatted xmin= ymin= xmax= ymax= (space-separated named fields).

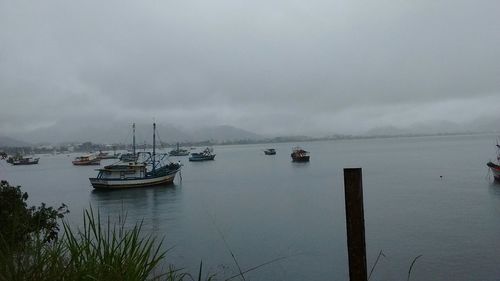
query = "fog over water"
xmin=1 ymin=0 xmax=499 ymax=142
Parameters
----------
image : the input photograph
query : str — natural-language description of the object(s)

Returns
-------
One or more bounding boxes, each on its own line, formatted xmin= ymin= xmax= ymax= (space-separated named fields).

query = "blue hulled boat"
xmin=189 ymin=147 xmax=215 ymax=161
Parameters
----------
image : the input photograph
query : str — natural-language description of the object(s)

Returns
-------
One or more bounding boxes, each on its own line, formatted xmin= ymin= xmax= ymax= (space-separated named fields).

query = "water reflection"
xmin=89 ymin=184 xmax=183 ymax=232
xmin=487 ymin=181 xmax=500 ymax=199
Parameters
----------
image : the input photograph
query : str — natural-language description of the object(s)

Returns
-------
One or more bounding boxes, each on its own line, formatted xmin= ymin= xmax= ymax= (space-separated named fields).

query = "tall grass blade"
xmin=407 ymin=254 xmax=423 ymax=281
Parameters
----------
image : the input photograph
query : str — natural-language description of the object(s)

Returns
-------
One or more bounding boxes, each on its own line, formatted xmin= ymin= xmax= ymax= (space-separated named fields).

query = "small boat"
xmin=120 ymin=153 xmax=138 ymax=162
xmin=264 ymin=148 xmax=276 ymax=155
xmin=291 ymin=147 xmax=310 ymax=162
xmin=169 ymin=143 xmax=190 ymax=156
xmin=10 ymin=156 xmax=40 ymax=165
xmin=189 ymin=147 xmax=216 ymax=161
xmin=96 ymin=150 xmax=121 ymax=160
xmin=119 ymin=123 xmax=139 ymax=162
xmin=487 ymin=142 xmax=500 ymax=182
xmin=89 ymin=123 xmax=181 ymax=189
xmin=96 ymin=151 xmax=108 ymax=158
xmin=487 ymin=162 xmax=500 ymax=182
xmin=72 ymin=154 xmax=100 ymax=166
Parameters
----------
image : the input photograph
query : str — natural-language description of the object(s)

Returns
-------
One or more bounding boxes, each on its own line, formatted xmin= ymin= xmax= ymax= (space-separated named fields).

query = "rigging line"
xmin=155 ymin=129 xmax=167 ymax=152
xmin=224 ymin=256 xmax=288 ymax=281
xmin=208 ymin=215 xmax=247 ymax=281
xmin=201 ymin=198 xmax=299 ymax=281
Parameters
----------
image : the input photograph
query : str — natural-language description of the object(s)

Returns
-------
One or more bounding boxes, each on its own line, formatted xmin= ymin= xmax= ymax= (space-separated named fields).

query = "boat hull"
xmin=12 ymin=158 xmax=39 ymax=165
xmin=73 ymin=161 xmax=100 ymax=166
xmin=98 ymin=155 xmax=120 ymax=160
xmin=292 ymin=156 xmax=310 ymax=162
xmin=170 ymin=151 xmax=190 ymax=156
xmin=89 ymin=173 xmax=177 ymax=189
xmin=487 ymin=162 xmax=500 ymax=181
xmin=189 ymin=155 xmax=216 ymax=161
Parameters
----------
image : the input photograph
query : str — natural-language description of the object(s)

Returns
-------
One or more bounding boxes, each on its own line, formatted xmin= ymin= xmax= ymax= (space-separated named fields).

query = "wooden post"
xmin=344 ymin=168 xmax=367 ymax=281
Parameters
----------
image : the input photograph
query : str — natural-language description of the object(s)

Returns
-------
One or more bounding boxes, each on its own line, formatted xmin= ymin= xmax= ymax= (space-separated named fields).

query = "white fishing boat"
xmin=89 ymin=123 xmax=181 ymax=189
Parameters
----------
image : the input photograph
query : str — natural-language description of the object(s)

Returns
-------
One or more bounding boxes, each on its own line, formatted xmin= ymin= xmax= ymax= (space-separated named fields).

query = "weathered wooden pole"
xmin=344 ymin=168 xmax=367 ymax=281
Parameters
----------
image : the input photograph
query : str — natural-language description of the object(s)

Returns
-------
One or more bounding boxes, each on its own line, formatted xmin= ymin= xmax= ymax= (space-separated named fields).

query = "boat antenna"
xmin=132 ymin=123 xmax=136 ymax=158
xmin=153 ymin=122 xmax=156 ymax=174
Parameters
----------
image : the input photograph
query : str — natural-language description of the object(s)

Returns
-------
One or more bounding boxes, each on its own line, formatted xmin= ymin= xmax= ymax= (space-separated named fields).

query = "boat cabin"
xmin=96 ymin=163 xmax=147 ymax=180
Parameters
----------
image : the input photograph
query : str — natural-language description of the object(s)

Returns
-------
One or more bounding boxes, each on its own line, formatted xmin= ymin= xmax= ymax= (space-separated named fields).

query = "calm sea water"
xmin=1 ymin=134 xmax=500 ymax=280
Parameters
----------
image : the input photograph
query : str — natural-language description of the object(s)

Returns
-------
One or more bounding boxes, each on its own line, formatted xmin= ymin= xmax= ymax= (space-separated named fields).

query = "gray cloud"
xmin=1 ymin=0 xmax=499 ymax=141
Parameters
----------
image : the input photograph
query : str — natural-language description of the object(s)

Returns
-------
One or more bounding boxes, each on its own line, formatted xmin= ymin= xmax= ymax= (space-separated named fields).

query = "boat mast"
xmin=152 ymin=123 xmax=156 ymax=174
xmin=132 ymin=123 xmax=136 ymax=158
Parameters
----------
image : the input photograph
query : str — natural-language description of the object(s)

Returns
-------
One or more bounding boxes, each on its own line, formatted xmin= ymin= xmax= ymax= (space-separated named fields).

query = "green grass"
xmin=62 ymin=207 xmax=166 ymax=280
xmin=0 ymin=206 xmax=215 ymax=281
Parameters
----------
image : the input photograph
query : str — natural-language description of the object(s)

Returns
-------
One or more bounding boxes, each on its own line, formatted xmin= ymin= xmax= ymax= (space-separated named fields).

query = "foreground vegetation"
xmin=0 ymin=180 xmax=214 ymax=281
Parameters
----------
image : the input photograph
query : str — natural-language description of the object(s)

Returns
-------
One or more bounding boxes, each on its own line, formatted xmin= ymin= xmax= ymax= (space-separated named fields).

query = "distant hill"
xmin=0 ymin=136 xmax=31 ymax=147
xmin=188 ymin=125 xmax=263 ymax=142
xmin=10 ymin=122 xmax=263 ymax=145
xmin=365 ymin=118 xmax=500 ymax=137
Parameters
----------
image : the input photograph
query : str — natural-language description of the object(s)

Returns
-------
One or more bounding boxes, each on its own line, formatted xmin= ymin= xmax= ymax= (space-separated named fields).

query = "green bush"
xmin=0 ymin=180 xmax=68 ymax=248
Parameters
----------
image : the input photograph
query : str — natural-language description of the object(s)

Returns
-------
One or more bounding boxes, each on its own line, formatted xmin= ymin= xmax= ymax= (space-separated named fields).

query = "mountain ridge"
xmin=9 ymin=123 xmax=264 ymax=145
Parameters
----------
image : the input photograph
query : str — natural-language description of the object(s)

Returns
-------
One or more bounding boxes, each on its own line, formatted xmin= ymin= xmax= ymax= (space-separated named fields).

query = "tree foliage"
xmin=0 ymin=180 xmax=68 ymax=248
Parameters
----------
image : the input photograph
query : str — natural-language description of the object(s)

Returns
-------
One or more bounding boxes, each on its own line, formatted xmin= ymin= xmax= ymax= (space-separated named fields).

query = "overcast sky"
xmin=1 ymin=0 xmax=499 ymax=139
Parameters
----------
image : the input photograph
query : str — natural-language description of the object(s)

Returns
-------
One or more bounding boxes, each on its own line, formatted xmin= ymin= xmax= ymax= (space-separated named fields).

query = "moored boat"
xmin=120 ymin=153 xmax=138 ymax=162
xmin=291 ymin=147 xmax=310 ymax=162
xmin=72 ymin=154 xmax=100 ymax=166
xmin=169 ymin=143 xmax=190 ymax=156
xmin=487 ymin=162 xmax=500 ymax=182
xmin=487 ymin=142 xmax=500 ymax=182
xmin=189 ymin=147 xmax=215 ymax=161
xmin=97 ymin=150 xmax=121 ymax=160
xmin=264 ymin=148 xmax=276 ymax=155
xmin=119 ymin=123 xmax=138 ymax=162
xmin=10 ymin=156 xmax=40 ymax=165
xmin=89 ymin=123 xmax=181 ymax=189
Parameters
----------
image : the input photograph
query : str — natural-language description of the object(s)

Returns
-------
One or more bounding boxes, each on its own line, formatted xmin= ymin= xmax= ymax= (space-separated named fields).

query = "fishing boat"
xmin=119 ymin=123 xmax=138 ymax=162
xmin=169 ymin=143 xmax=190 ymax=156
xmin=291 ymin=147 xmax=310 ymax=162
xmin=487 ymin=142 xmax=500 ymax=182
xmin=10 ymin=156 xmax=40 ymax=165
xmin=189 ymin=147 xmax=215 ymax=161
xmin=72 ymin=154 xmax=100 ymax=166
xmin=120 ymin=153 xmax=138 ymax=162
xmin=89 ymin=123 xmax=181 ymax=189
xmin=264 ymin=148 xmax=276 ymax=155
xmin=96 ymin=150 xmax=121 ymax=160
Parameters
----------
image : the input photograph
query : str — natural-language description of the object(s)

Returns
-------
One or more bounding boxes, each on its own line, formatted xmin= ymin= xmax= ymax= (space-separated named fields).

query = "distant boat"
xmin=10 ymin=156 xmax=39 ymax=165
xmin=96 ymin=150 xmax=121 ymax=160
xmin=120 ymin=153 xmax=138 ymax=162
xmin=119 ymin=123 xmax=138 ymax=162
xmin=169 ymin=143 xmax=190 ymax=156
xmin=72 ymin=154 xmax=100 ymax=166
xmin=264 ymin=148 xmax=276 ymax=155
xmin=487 ymin=141 xmax=500 ymax=182
xmin=89 ymin=123 xmax=181 ymax=189
xmin=6 ymin=152 xmax=39 ymax=165
xmin=291 ymin=147 xmax=310 ymax=162
xmin=189 ymin=147 xmax=216 ymax=161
